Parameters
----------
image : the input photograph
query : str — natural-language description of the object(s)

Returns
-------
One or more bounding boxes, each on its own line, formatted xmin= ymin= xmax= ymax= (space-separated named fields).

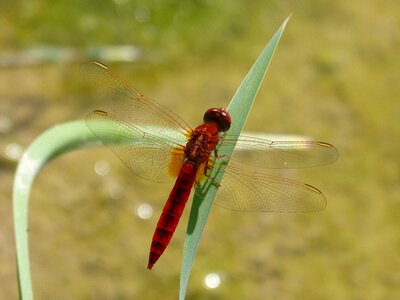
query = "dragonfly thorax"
xmin=184 ymin=130 xmax=214 ymax=166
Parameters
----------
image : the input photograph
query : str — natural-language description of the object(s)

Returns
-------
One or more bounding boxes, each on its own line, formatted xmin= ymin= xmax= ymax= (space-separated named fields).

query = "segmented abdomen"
xmin=148 ymin=162 xmax=197 ymax=270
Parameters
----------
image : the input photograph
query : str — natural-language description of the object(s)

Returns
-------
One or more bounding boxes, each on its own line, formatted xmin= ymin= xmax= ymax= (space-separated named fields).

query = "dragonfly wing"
xmin=82 ymin=61 xmax=192 ymax=141
xmin=213 ymin=162 xmax=327 ymax=212
xmin=86 ymin=110 xmax=185 ymax=183
xmin=218 ymin=135 xmax=338 ymax=169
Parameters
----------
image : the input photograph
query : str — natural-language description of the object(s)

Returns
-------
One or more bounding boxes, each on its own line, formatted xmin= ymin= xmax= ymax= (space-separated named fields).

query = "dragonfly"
xmin=84 ymin=61 xmax=338 ymax=270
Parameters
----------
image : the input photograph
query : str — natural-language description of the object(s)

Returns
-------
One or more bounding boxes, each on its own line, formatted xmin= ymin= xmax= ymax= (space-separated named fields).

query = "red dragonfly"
xmin=84 ymin=61 xmax=338 ymax=270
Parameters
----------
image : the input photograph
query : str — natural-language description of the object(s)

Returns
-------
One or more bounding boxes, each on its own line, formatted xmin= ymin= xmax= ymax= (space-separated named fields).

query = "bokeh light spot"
xmin=204 ymin=272 xmax=221 ymax=289
xmin=94 ymin=160 xmax=110 ymax=176
xmin=136 ymin=203 xmax=153 ymax=220
xmin=5 ymin=143 xmax=23 ymax=161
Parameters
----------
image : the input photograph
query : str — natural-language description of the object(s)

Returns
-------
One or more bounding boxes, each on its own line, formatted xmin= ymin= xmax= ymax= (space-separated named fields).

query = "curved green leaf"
xmin=13 ymin=120 xmax=100 ymax=300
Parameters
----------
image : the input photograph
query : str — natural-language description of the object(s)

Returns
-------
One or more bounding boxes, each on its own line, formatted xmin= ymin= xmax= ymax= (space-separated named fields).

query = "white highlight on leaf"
xmin=15 ymin=153 xmax=42 ymax=191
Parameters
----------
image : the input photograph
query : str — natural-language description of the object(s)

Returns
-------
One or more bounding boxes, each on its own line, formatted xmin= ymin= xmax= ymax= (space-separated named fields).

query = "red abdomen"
xmin=148 ymin=162 xmax=197 ymax=270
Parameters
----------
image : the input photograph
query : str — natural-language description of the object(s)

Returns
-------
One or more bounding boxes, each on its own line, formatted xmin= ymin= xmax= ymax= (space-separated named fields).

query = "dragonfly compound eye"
xmin=203 ymin=108 xmax=232 ymax=132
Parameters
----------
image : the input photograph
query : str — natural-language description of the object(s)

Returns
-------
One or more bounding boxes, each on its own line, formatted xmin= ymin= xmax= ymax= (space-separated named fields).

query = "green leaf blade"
xmin=179 ymin=16 xmax=290 ymax=300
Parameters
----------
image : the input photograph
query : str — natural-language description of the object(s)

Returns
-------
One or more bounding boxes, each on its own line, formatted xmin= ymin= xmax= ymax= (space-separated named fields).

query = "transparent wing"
xmin=212 ymin=162 xmax=327 ymax=212
xmin=218 ymin=135 xmax=338 ymax=169
xmin=82 ymin=61 xmax=192 ymax=142
xmin=86 ymin=110 xmax=185 ymax=183
xmin=82 ymin=61 xmax=192 ymax=182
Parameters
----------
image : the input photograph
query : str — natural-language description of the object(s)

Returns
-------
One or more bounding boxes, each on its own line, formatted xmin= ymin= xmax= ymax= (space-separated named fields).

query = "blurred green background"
xmin=1 ymin=0 xmax=399 ymax=299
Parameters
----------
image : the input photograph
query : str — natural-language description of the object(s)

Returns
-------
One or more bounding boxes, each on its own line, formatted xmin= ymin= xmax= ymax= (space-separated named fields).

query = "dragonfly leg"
xmin=213 ymin=148 xmax=228 ymax=159
xmin=201 ymin=161 xmax=221 ymax=187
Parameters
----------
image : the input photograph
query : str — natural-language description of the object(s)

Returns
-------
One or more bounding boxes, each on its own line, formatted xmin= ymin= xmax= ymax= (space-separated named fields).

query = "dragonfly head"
xmin=203 ymin=108 xmax=231 ymax=132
